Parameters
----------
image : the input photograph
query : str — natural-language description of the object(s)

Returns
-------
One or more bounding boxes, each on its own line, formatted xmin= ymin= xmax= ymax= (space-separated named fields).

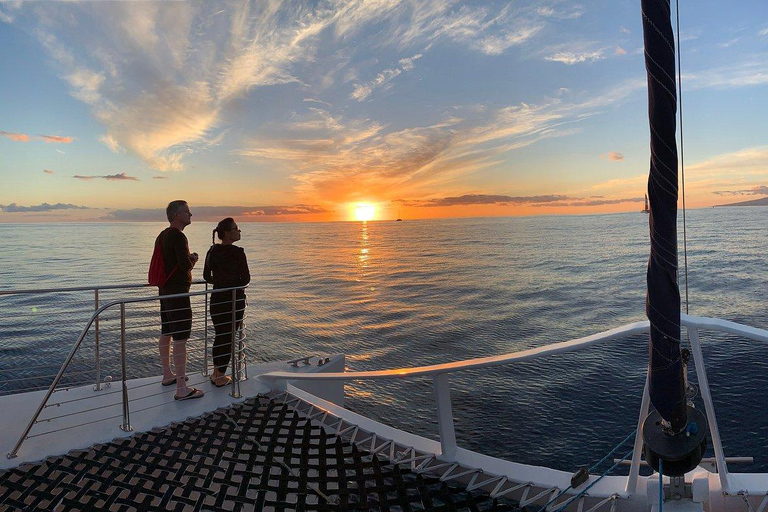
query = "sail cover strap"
xmin=642 ymin=0 xmax=687 ymax=432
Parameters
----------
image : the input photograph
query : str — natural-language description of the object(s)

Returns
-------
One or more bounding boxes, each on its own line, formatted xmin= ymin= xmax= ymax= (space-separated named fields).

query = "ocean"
xmin=2 ymin=207 xmax=768 ymax=473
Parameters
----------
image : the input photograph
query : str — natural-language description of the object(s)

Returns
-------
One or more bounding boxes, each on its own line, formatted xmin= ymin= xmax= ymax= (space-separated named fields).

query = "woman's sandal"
xmin=210 ymin=376 xmax=232 ymax=388
xmin=174 ymin=387 xmax=204 ymax=401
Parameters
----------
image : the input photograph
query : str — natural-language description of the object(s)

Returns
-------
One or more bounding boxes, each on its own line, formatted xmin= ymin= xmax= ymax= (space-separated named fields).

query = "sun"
xmin=354 ymin=203 xmax=376 ymax=222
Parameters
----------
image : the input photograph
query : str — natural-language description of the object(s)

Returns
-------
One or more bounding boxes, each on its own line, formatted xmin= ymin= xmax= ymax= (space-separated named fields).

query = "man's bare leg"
xmin=159 ymin=334 xmax=175 ymax=383
xmin=173 ymin=338 xmax=194 ymax=396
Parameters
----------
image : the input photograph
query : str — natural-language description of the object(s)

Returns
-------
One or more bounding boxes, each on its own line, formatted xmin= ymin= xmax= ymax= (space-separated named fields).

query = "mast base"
xmin=643 ymin=406 xmax=707 ymax=476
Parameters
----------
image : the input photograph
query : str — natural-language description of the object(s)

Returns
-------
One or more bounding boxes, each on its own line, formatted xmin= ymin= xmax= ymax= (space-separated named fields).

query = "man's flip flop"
xmin=162 ymin=376 xmax=189 ymax=386
xmin=210 ymin=376 xmax=232 ymax=388
xmin=174 ymin=388 xmax=204 ymax=401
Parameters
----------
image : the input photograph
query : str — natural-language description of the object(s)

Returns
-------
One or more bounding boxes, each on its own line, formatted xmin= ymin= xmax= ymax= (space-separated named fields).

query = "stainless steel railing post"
xmin=433 ymin=373 xmax=457 ymax=460
xmin=689 ymin=326 xmax=728 ymax=491
xmin=229 ymin=288 xmax=241 ymax=398
xmin=625 ymin=373 xmax=650 ymax=494
xmin=239 ymin=320 xmax=248 ymax=381
xmin=94 ymin=289 xmax=102 ymax=391
xmin=203 ymin=282 xmax=210 ymax=377
xmin=119 ymin=303 xmax=132 ymax=432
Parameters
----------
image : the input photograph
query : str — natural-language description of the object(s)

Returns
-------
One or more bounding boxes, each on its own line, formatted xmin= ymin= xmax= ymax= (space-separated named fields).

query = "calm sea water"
xmin=2 ymin=208 xmax=768 ymax=472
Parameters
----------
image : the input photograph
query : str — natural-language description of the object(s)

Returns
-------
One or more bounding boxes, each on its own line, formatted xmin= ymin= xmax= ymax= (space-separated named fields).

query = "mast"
xmin=642 ymin=0 xmax=687 ymax=433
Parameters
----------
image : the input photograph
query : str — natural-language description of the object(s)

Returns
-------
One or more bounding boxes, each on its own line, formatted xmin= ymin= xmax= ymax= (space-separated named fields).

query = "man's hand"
xmin=190 ymin=252 xmax=199 ymax=267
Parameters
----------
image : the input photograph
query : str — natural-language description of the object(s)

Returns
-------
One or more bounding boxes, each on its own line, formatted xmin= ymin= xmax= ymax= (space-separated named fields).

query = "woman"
xmin=203 ymin=218 xmax=250 ymax=387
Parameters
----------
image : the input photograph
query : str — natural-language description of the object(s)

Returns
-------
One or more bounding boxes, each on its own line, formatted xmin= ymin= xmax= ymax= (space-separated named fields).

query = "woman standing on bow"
xmin=203 ymin=218 xmax=250 ymax=387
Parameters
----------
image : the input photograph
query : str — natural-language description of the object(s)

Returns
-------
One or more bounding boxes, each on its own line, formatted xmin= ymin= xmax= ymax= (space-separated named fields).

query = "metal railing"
xmin=3 ymin=283 xmax=249 ymax=459
xmin=260 ymin=313 xmax=768 ymax=495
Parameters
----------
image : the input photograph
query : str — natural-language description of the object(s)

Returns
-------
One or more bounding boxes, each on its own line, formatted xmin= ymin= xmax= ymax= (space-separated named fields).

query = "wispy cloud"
xmin=99 ymin=134 xmax=121 ymax=152
xmin=760 ymin=27 xmax=768 ymax=37
xmin=0 ymin=202 xmax=89 ymax=213
xmin=536 ymin=5 xmax=585 ymax=20
xmin=0 ymin=130 xmax=30 ymax=142
xmin=1 ymin=130 xmax=74 ymax=143
xmin=74 ymin=172 xmax=139 ymax=181
xmin=13 ymin=0 xmax=571 ymax=176
xmin=43 ymin=169 xmax=54 ymax=175
xmin=351 ymin=54 xmax=422 ymax=101
xmin=0 ymin=9 xmax=14 ymax=25
xmin=718 ymin=38 xmax=742 ymax=49
xmin=241 ymin=78 xmax=644 ymax=205
xmin=546 ymin=50 xmax=604 ymax=65
xmin=686 ymin=56 xmax=768 ymax=89
xmin=41 ymin=134 xmax=74 ymax=144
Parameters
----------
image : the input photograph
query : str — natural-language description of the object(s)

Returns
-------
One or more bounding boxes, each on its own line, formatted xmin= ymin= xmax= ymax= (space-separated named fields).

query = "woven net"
xmin=1 ymin=397 xmax=521 ymax=511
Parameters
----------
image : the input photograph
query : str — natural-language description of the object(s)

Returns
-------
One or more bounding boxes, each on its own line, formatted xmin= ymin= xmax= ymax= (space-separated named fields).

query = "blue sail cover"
xmin=642 ymin=0 xmax=687 ymax=432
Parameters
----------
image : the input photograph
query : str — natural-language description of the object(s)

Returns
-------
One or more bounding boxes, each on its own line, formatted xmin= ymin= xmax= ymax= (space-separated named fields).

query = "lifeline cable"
xmin=675 ymin=0 xmax=691 ymax=318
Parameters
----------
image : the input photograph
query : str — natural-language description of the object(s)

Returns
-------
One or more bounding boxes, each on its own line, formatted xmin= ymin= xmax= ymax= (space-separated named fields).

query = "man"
xmin=157 ymin=200 xmax=203 ymax=400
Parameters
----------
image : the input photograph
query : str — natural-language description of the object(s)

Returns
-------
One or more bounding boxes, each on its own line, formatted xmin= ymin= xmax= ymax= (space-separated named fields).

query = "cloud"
xmin=0 ymin=202 xmax=89 ymax=213
xmin=99 ymin=134 xmax=121 ymax=152
xmin=548 ymin=197 xmax=642 ymax=207
xmin=0 ymin=130 xmax=30 ymax=142
xmin=16 ymin=1 xmax=564 ymax=175
xmin=475 ymin=24 xmax=544 ymax=56
xmin=73 ymin=173 xmax=139 ymax=181
xmin=396 ymin=193 xmax=643 ymax=209
xmin=351 ymin=53 xmax=422 ymax=101
xmin=152 ymin=175 xmax=169 ymax=179
xmin=104 ymin=172 xmax=139 ymax=181
xmin=43 ymin=169 xmax=54 ymax=174
xmin=760 ymin=27 xmax=768 ymax=37
xmin=615 ymin=46 xmax=626 ymax=56
xmin=545 ymin=50 xmax=604 ymax=65
xmin=40 ymin=134 xmax=74 ymax=144
xmin=712 ymin=185 xmax=768 ymax=196
xmin=106 ymin=205 xmax=329 ymax=222
xmin=402 ymin=194 xmax=570 ymax=207
xmin=241 ymin=78 xmax=644 ymax=205
xmin=603 ymin=151 xmax=625 ymax=161
xmin=536 ymin=5 xmax=585 ymax=20
xmin=686 ymin=56 xmax=768 ymax=89
xmin=1 ymin=130 xmax=75 ymax=143
xmin=620 ymin=26 xmax=631 ymax=34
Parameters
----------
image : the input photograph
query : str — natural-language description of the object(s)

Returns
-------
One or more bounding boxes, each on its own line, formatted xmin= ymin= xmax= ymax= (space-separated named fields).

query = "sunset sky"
xmin=1 ymin=0 xmax=767 ymax=222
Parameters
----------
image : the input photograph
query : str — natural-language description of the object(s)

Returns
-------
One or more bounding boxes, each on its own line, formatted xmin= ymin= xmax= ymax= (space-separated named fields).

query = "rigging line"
xmin=675 ymin=0 xmax=690 ymax=317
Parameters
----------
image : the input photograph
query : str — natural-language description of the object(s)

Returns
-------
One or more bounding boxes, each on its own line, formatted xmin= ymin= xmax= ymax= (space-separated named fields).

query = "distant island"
xmin=715 ymin=197 xmax=768 ymax=207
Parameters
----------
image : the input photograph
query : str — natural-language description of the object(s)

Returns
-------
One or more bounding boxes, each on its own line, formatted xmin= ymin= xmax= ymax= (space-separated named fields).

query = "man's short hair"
xmin=166 ymin=200 xmax=188 ymax=222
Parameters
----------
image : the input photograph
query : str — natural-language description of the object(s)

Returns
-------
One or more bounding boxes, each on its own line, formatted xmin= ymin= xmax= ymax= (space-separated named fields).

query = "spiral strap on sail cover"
xmin=642 ymin=0 xmax=687 ymax=433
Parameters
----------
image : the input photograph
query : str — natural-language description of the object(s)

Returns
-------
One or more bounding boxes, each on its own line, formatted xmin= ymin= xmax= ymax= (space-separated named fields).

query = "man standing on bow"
xmin=156 ymin=200 xmax=203 ymax=401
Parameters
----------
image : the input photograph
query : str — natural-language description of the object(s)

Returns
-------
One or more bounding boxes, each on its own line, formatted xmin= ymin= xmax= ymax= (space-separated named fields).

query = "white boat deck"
xmin=0 ymin=355 xmax=345 ymax=470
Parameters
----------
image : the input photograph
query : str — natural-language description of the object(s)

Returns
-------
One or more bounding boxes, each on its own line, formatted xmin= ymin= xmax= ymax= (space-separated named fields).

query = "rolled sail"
xmin=642 ymin=0 xmax=687 ymax=432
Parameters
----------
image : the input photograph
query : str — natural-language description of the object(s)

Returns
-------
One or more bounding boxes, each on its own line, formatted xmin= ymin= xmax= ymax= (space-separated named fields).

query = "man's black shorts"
xmin=160 ymin=295 xmax=192 ymax=340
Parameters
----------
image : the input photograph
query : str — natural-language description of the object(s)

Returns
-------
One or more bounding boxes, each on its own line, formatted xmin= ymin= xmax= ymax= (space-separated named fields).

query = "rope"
xmin=659 ymin=458 xmax=664 ymax=512
xmin=536 ymin=429 xmax=637 ymax=512
xmin=675 ymin=0 xmax=690 ymax=318
xmin=550 ymin=447 xmax=634 ymax=512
